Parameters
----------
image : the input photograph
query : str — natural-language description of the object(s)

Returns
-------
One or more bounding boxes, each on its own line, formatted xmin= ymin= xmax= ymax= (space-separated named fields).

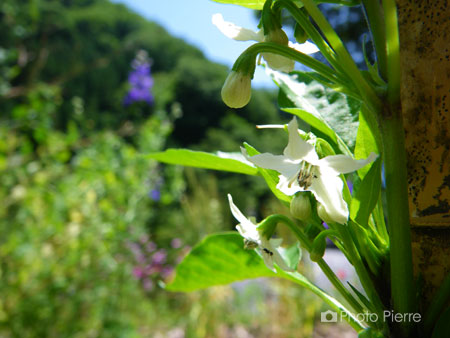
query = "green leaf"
xmin=348 ymin=282 xmax=376 ymax=314
xmin=354 ymin=111 xmax=378 ymax=179
xmin=210 ymin=0 xmax=266 ymax=9
xmin=269 ymin=69 xmax=358 ymax=154
xmin=425 ymin=272 xmax=450 ymax=334
xmin=167 ymin=232 xmax=364 ymax=331
xmin=350 ymin=158 xmax=382 ymax=227
xmin=166 ymin=232 xmax=275 ymax=292
xmin=431 ymin=306 xmax=450 ymax=338
xmin=243 ymin=142 xmax=291 ymax=206
xmin=146 ymin=148 xmax=258 ymax=176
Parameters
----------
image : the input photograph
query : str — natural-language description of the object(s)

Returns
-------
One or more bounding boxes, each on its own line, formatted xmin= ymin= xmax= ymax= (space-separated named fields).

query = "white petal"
xmin=261 ymin=249 xmax=276 ymax=272
xmin=242 ymin=150 xmax=300 ymax=178
xmin=256 ymin=124 xmax=285 ymax=129
xmin=263 ymin=238 xmax=294 ymax=272
xmin=283 ymin=118 xmax=318 ymax=162
xmin=236 ymin=224 xmax=260 ymax=243
xmin=269 ymin=238 xmax=283 ymax=247
xmin=212 ymin=13 xmax=263 ymax=42
xmin=289 ymin=41 xmax=320 ymax=55
xmin=276 ymin=172 xmax=303 ymax=196
xmin=309 ymin=168 xmax=349 ymax=224
xmin=272 ymin=250 xmax=294 ymax=272
xmin=318 ymin=152 xmax=378 ymax=174
xmin=262 ymin=53 xmax=295 ymax=73
xmin=228 ymin=194 xmax=260 ymax=241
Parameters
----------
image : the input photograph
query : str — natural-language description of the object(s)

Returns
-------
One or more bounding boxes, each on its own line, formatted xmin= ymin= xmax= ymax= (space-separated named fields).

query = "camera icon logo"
xmin=321 ymin=310 xmax=338 ymax=323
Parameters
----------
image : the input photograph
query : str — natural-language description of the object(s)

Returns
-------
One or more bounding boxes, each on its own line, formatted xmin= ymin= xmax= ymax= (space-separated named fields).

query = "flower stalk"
xmin=380 ymin=112 xmax=416 ymax=336
xmin=263 ymin=214 xmax=370 ymax=318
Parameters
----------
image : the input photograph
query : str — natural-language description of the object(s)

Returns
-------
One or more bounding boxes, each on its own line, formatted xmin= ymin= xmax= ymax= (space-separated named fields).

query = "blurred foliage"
xmin=0 ymin=0 xmax=324 ymax=336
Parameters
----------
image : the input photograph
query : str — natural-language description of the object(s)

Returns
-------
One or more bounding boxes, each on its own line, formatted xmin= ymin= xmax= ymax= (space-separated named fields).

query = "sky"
xmin=111 ymin=0 xmax=276 ymax=88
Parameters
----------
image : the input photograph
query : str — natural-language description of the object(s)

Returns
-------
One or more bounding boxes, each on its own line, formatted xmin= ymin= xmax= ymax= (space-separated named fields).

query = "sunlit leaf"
xmin=210 ymin=0 xmax=266 ymax=10
xmin=146 ymin=148 xmax=258 ymax=175
xmin=354 ymin=110 xmax=379 ymax=179
xmin=167 ymin=232 xmax=363 ymax=330
xmin=350 ymin=158 xmax=381 ymax=227
xmin=268 ymin=69 xmax=358 ymax=154
xmin=166 ymin=232 xmax=276 ymax=291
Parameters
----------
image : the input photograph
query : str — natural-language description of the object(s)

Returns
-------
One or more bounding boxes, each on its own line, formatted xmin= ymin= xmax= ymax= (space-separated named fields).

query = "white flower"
xmin=228 ymin=194 xmax=292 ymax=272
xmin=221 ymin=70 xmax=252 ymax=108
xmin=212 ymin=13 xmax=318 ymax=73
xmin=242 ymin=118 xmax=377 ymax=224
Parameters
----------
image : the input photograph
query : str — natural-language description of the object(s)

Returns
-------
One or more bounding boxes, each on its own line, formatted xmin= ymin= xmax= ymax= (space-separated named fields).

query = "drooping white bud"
xmin=221 ymin=71 xmax=252 ymax=108
xmin=262 ymin=28 xmax=295 ymax=73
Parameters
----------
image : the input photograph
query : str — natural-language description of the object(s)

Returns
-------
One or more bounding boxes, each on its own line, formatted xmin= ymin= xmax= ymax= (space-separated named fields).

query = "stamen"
xmin=244 ymin=239 xmax=258 ymax=250
xmin=297 ymin=161 xmax=316 ymax=189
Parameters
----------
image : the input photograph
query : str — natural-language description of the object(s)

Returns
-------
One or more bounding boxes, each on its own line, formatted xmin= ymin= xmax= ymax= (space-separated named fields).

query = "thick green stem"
xmin=381 ymin=113 xmax=415 ymax=336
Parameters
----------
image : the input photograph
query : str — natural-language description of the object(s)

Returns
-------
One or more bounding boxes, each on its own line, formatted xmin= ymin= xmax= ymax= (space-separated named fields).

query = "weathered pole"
xmin=396 ymin=0 xmax=450 ymax=308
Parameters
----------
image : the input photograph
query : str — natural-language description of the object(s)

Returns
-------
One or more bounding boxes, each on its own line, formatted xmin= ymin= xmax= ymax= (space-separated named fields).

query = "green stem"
xmin=383 ymin=0 xmax=401 ymax=105
xmin=274 ymin=0 xmax=346 ymax=78
xmin=337 ymin=223 xmax=387 ymax=331
xmin=280 ymin=271 xmax=365 ymax=331
xmin=299 ymin=0 xmax=381 ymax=112
xmin=381 ymin=113 xmax=415 ymax=336
xmin=263 ymin=214 xmax=366 ymax=316
xmin=238 ymin=42 xmax=344 ymax=85
xmin=361 ymin=0 xmax=387 ymax=80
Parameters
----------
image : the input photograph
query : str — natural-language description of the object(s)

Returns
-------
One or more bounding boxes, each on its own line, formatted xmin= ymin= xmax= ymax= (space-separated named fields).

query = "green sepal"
xmin=310 ymin=234 xmax=326 ymax=262
xmin=294 ymin=22 xmax=308 ymax=43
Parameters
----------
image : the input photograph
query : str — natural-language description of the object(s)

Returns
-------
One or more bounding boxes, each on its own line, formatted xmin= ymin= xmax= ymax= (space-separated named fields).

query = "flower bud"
xmin=221 ymin=71 xmax=252 ymax=108
xmin=262 ymin=28 xmax=295 ymax=73
xmin=317 ymin=203 xmax=334 ymax=224
xmin=290 ymin=193 xmax=312 ymax=221
xmin=310 ymin=234 xmax=326 ymax=262
xmin=294 ymin=23 xmax=308 ymax=44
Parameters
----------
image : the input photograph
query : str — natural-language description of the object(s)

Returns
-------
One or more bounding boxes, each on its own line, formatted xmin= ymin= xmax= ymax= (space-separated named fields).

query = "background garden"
xmin=0 ymin=1 xmax=366 ymax=336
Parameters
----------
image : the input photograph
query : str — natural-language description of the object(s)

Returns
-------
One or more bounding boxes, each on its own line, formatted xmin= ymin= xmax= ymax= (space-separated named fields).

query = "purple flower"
xmin=171 ymin=238 xmax=182 ymax=249
xmin=142 ymin=278 xmax=154 ymax=291
xmin=146 ymin=241 xmax=157 ymax=253
xmin=347 ymin=180 xmax=353 ymax=194
xmin=152 ymin=250 xmax=167 ymax=265
xmin=148 ymin=189 xmax=160 ymax=201
xmin=123 ymin=52 xmax=154 ymax=106
xmin=133 ymin=266 xmax=144 ymax=279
